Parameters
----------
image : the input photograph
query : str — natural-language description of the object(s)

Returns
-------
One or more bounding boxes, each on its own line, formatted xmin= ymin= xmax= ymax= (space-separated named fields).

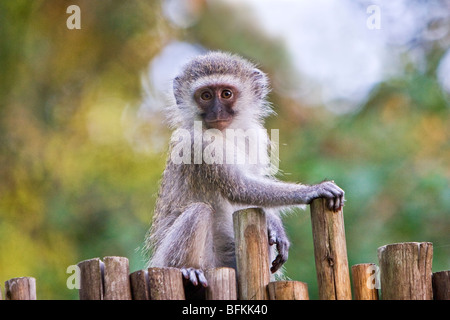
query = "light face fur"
xmin=146 ymin=51 xmax=345 ymax=287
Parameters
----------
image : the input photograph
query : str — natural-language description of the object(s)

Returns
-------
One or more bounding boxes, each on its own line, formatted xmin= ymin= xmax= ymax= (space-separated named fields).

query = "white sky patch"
xmin=149 ymin=0 xmax=449 ymax=114
xmin=437 ymin=49 xmax=450 ymax=94
xmin=230 ymin=0 xmax=395 ymax=112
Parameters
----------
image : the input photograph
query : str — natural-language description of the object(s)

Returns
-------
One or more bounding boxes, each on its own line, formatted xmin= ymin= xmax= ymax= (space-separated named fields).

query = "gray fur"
xmin=167 ymin=51 xmax=272 ymax=130
xmin=145 ymin=52 xmax=344 ymax=284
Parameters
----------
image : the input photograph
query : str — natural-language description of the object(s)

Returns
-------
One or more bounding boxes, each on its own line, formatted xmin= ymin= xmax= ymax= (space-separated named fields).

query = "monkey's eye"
xmin=200 ymin=91 xmax=213 ymax=100
xmin=221 ymin=89 xmax=233 ymax=99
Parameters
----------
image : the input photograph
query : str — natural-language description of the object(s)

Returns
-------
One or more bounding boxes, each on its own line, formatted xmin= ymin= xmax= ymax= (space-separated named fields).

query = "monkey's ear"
xmin=253 ymin=68 xmax=269 ymax=84
xmin=253 ymin=69 xmax=264 ymax=79
xmin=252 ymin=69 xmax=269 ymax=99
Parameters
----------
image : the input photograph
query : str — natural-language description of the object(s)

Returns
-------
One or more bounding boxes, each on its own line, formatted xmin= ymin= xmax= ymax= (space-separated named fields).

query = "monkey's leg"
xmin=266 ymin=210 xmax=290 ymax=274
xmin=153 ymin=202 xmax=215 ymax=287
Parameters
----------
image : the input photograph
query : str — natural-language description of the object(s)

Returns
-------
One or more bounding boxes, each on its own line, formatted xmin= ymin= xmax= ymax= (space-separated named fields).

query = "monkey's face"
xmin=194 ymin=84 xmax=239 ymax=131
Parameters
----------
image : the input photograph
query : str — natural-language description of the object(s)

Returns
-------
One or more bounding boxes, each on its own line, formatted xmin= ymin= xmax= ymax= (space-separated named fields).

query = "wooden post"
xmin=351 ymin=263 xmax=379 ymax=300
xmin=4 ymin=277 xmax=36 ymax=300
xmin=233 ymin=208 xmax=270 ymax=300
xmin=147 ymin=267 xmax=185 ymax=300
xmin=268 ymin=281 xmax=309 ymax=300
xmin=432 ymin=271 xmax=450 ymax=300
xmin=78 ymin=258 xmax=104 ymax=300
xmin=310 ymin=198 xmax=352 ymax=300
xmin=130 ymin=269 xmax=150 ymax=300
xmin=378 ymin=242 xmax=433 ymax=300
xmin=205 ymin=267 xmax=237 ymax=300
xmin=103 ymin=256 xmax=132 ymax=300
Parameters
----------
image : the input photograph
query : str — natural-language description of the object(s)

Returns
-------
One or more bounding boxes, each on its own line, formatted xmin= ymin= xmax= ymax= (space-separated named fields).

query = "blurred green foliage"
xmin=0 ymin=1 xmax=448 ymax=299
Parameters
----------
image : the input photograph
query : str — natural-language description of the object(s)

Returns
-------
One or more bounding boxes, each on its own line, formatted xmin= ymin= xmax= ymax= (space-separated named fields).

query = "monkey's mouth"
xmin=205 ymin=120 xmax=231 ymax=131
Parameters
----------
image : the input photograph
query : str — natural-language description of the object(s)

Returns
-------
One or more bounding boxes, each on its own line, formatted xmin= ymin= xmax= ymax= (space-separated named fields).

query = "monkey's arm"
xmin=206 ymin=164 xmax=344 ymax=211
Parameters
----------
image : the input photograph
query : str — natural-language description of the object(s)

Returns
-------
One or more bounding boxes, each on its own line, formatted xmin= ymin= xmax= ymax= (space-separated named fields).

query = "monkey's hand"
xmin=307 ymin=181 xmax=345 ymax=212
xmin=181 ymin=268 xmax=208 ymax=287
xmin=268 ymin=219 xmax=290 ymax=273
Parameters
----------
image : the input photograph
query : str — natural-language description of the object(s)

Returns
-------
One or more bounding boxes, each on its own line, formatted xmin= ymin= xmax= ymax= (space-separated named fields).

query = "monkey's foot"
xmin=181 ymin=268 xmax=208 ymax=287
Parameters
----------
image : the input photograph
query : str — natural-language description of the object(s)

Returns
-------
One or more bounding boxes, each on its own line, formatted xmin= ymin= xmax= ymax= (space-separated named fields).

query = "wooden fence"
xmin=2 ymin=199 xmax=449 ymax=300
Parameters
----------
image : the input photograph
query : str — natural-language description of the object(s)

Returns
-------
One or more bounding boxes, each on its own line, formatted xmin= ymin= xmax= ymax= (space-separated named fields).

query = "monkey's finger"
xmin=181 ymin=268 xmax=189 ymax=279
xmin=327 ymin=197 xmax=336 ymax=211
xmin=326 ymin=182 xmax=345 ymax=198
xmin=188 ymin=268 xmax=198 ymax=286
xmin=271 ymin=244 xmax=289 ymax=273
xmin=322 ymin=181 xmax=344 ymax=195
xmin=334 ymin=196 xmax=341 ymax=212
xmin=271 ymin=253 xmax=288 ymax=273
xmin=320 ymin=190 xmax=335 ymax=210
xmin=320 ymin=189 xmax=335 ymax=199
xmin=195 ymin=270 xmax=208 ymax=287
xmin=337 ymin=191 xmax=346 ymax=208
xmin=276 ymin=238 xmax=289 ymax=257
xmin=271 ymin=255 xmax=282 ymax=273
xmin=334 ymin=192 xmax=347 ymax=212
xmin=333 ymin=186 xmax=345 ymax=200
xmin=182 ymin=268 xmax=199 ymax=286
xmin=341 ymin=196 xmax=346 ymax=207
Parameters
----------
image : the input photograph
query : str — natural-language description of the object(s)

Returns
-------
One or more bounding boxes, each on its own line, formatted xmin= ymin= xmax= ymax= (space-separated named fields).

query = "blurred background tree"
xmin=0 ymin=0 xmax=448 ymax=299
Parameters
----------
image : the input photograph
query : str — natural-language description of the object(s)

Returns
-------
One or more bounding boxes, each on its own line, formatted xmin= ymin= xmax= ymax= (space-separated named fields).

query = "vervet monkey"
xmin=146 ymin=52 xmax=345 ymax=287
